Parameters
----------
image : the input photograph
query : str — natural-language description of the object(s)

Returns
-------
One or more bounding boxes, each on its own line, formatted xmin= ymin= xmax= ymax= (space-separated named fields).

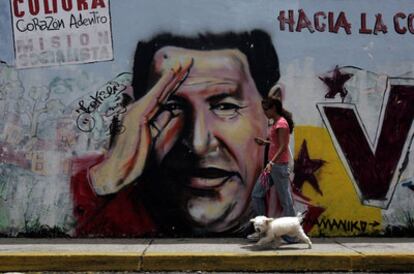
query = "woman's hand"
xmin=265 ymin=161 xmax=273 ymax=173
xmin=90 ymin=59 xmax=193 ymax=195
xmin=254 ymin=137 xmax=270 ymax=146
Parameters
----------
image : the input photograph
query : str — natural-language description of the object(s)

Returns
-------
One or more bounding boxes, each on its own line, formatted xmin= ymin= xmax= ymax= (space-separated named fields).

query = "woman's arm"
xmin=270 ymin=127 xmax=289 ymax=163
xmin=265 ymin=127 xmax=289 ymax=171
xmin=254 ymin=137 xmax=270 ymax=145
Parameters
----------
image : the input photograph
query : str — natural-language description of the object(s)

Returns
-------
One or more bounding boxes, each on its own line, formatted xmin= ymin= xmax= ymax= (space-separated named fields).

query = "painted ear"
xmin=249 ymin=218 xmax=255 ymax=223
xmin=265 ymin=217 xmax=273 ymax=223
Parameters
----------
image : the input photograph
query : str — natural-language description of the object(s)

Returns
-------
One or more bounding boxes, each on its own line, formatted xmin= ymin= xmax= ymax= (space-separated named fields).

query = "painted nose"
xmin=191 ymin=111 xmax=216 ymax=155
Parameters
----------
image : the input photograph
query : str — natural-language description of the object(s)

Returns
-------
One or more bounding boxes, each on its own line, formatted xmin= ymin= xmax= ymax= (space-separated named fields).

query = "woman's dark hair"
xmin=262 ymin=97 xmax=294 ymax=133
xmin=131 ymin=29 xmax=279 ymax=100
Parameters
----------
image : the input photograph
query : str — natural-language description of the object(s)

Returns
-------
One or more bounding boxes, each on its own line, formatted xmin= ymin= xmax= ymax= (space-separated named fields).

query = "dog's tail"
xmin=296 ymin=211 xmax=308 ymax=223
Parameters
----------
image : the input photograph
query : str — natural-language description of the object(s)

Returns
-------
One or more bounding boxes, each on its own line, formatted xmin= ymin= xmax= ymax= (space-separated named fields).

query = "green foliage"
xmin=18 ymin=218 xmax=70 ymax=238
xmin=384 ymin=210 xmax=414 ymax=237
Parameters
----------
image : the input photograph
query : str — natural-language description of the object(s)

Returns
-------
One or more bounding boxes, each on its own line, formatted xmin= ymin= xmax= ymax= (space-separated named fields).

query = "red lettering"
xmin=16 ymin=39 xmax=33 ymax=53
xmin=43 ymin=0 xmax=55 ymax=14
xmin=51 ymin=36 xmax=60 ymax=48
xmin=43 ymin=0 xmax=52 ymax=13
xmin=320 ymin=85 xmax=414 ymax=202
xmin=394 ymin=13 xmax=406 ymax=34
xmin=77 ymin=0 xmax=88 ymax=10
xmin=277 ymin=10 xmax=353 ymax=35
xmin=28 ymin=0 xmax=40 ymax=16
xmin=296 ymin=9 xmax=315 ymax=33
xmin=359 ymin=13 xmax=372 ymax=34
xmin=314 ymin=11 xmax=326 ymax=32
xmin=334 ymin=12 xmax=352 ymax=34
xmin=66 ymin=34 xmax=71 ymax=47
xmin=10 ymin=0 xmax=119 ymax=17
xmin=80 ymin=33 xmax=89 ymax=46
xmin=373 ymin=13 xmax=387 ymax=34
xmin=62 ymin=0 xmax=73 ymax=11
xmin=13 ymin=0 xmax=25 ymax=17
xmin=98 ymin=31 xmax=110 ymax=44
xmin=39 ymin=37 xmax=44 ymax=50
xmin=408 ymin=13 xmax=414 ymax=34
xmin=92 ymin=0 xmax=106 ymax=9
xmin=328 ymin=12 xmax=335 ymax=32
xmin=278 ymin=10 xmax=295 ymax=32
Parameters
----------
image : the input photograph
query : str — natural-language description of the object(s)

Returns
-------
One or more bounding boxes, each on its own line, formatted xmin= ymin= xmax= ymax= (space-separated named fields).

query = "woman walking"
xmin=248 ymin=96 xmax=295 ymax=240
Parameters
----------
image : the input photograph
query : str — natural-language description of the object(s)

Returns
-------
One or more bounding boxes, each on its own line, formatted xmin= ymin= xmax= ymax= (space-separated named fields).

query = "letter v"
xmin=317 ymin=77 xmax=414 ymax=208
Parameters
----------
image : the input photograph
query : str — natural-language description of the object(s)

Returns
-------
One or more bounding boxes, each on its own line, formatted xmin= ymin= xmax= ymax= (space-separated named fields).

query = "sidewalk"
xmin=0 ymin=237 xmax=413 ymax=272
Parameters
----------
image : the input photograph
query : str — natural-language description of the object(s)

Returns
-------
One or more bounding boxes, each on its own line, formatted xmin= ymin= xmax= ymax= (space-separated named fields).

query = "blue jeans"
xmin=252 ymin=163 xmax=295 ymax=217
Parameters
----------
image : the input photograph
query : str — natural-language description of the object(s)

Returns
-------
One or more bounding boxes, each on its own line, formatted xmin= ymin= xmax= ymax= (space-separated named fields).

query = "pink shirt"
xmin=267 ymin=117 xmax=290 ymax=164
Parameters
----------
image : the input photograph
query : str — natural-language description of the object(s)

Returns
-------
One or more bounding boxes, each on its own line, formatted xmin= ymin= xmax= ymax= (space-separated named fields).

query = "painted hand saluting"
xmin=90 ymin=58 xmax=193 ymax=195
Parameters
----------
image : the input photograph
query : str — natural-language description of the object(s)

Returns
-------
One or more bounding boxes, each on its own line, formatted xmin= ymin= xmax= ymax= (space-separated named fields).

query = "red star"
xmin=292 ymin=140 xmax=325 ymax=195
xmin=319 ymin=65 xmax=353 ymax=102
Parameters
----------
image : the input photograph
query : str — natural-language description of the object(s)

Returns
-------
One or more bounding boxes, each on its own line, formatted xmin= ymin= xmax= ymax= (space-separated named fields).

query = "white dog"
xmin=249 ymin=213 xmax=312 ymax=249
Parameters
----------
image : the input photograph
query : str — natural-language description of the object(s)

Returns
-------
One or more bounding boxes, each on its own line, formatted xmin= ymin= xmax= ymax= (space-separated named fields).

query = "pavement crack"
xmin=334 ymin=239 xmax=363 ymax=255
xmin=139 ymin=238 xmax=154 ymax=270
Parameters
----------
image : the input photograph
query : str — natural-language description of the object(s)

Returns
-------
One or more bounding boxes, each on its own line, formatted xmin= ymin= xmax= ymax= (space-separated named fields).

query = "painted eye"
xmin=162 ymin=101 xmax=185 ymax=117
xmin=210 ymin=102 xmax=243 ymax=118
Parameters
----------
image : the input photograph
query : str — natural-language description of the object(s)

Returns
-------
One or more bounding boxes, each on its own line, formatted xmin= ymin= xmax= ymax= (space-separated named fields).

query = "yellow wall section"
xmin=295 ymin=126 xmax=382 ymax=236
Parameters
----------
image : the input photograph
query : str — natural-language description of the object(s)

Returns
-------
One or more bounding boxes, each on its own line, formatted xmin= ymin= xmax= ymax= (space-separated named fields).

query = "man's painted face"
xmin=149 ymin=47 xmax=268 ymax=233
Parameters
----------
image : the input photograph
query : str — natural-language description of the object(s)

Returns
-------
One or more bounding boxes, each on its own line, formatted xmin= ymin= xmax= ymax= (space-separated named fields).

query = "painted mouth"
xmin=188 ymin=168 xmax=237 ymax=190
xmin=192 ymin=167 xmax=236 ymax=178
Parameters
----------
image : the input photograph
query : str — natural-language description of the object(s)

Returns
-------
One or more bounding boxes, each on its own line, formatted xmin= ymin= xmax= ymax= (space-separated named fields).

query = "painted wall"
xmin=0 ymin=0 xmax=413 ymax=237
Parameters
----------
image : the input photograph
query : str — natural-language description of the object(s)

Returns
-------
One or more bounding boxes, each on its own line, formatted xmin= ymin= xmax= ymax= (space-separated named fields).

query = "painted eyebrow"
xmin=183 ymin=80 xmax=237 ymax=86
xmin=166 ymin=94 xmax=187 ymax=103
xmin=207 ymin=93 xmax=233 ymax=102
xmin=169 ymin=92 xmax=234 ymax=103
xmin=167 ymin=82 xmax=241 ymax=102
xmin=207 ymin=87 xmax=243 ymax=103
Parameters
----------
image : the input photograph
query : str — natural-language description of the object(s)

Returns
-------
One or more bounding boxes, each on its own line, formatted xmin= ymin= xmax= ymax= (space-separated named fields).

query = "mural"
xmin=0 ymin=0 xmax=413 ymax=237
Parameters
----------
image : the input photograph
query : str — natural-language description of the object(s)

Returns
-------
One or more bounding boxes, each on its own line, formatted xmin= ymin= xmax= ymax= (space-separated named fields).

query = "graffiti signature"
xmin=107 ymin=115 xmax=125 ymax=137
xmin=104 ymin=101 xmax=127 ymax=117
xmin=75 ymin=80 xmax=127 ymax=132
xmin=75 ymin=81 xmax=126 ymax=115
xmin=76 ymin=113 xmax=95 ymax=133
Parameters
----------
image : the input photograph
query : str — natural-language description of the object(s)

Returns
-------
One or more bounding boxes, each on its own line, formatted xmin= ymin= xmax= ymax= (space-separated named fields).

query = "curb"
xmin=0 ymin=252 xmax=140 ymax=272
xmin=142 ymin=252 xmax=414 ymax=272
xmin=1 ymin=252 xmax=414 ymax=272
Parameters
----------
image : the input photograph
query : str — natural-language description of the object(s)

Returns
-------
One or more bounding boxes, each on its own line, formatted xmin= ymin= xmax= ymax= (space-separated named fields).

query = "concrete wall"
xmin=0 ymin=0 xmax=413 ymax=237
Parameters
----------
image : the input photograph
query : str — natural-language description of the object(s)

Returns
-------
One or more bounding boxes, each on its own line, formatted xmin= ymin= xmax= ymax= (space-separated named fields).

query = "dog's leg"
xmin=297 ymin=229 xmax=312 ymax=249
xmin=273 ymin=237 xmax=282 ymax=249
xmin=256 ymin=235 xmax=273 ymax=247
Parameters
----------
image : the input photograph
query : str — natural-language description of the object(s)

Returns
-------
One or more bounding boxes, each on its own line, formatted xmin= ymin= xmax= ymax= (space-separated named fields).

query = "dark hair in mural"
xmin=132 ymin=29 xmax=280 ymax=100
xmin=262 ymin=97 xmax=294 ymax=133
